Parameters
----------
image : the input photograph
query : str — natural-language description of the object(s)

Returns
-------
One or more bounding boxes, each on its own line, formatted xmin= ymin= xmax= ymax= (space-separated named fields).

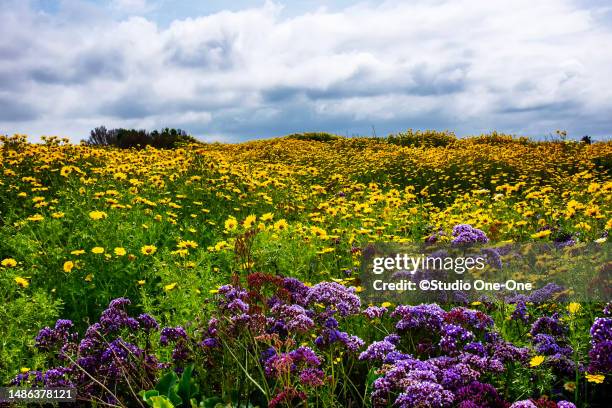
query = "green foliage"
xmin=85 ymin=126 xmax=199 ymax=149
xmin=384 ymin=128 xmax=457 ymax=147
xmin=285 ymin=132 xmax=341 ymax=142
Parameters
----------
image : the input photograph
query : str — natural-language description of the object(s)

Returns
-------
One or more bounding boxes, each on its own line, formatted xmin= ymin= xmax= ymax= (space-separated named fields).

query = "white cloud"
xmin=1 ymin=0 xmax=611 ymax=141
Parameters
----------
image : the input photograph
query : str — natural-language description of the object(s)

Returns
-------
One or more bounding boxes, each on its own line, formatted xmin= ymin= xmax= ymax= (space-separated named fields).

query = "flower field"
xmin=0 ymin=132 xmax=611 ymax=407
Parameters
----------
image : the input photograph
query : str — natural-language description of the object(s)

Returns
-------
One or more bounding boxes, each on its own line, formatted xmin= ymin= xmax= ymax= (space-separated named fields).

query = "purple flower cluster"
xmin=305 ymin=281 xmax=361 ymax=316
xmin=510 ymin=301 xmax=529 ymax=323
xmin=391 ymin=304 xmax=445 ymax=332
xmin=589 ymin=316 xmax=612 ymax=373
xmin=314 ymin=317 xmax=365 ymax=352
xmin=451 ymin=224 xmax=489 ymax=246
xmin=362 ymin=305 xmax=387 ymax=319
xmin=263 ymin=346 xmax=324 ymax=387
xmin=530 ymin=314 xmax=566 ymax=337
xmin=15 ymin=298 xmax=162 ymax=405
xmin=34 ymin=319 xmax=78 ymax=358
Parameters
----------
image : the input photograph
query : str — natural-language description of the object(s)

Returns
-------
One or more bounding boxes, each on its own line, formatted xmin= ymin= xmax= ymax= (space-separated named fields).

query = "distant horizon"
xmin=11 ymin=127 xmax=610 ymax=144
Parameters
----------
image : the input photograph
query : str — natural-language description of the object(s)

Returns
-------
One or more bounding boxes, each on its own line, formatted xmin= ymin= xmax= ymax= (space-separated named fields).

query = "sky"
xmin=1 ymin=0 xmax=612 ymax=142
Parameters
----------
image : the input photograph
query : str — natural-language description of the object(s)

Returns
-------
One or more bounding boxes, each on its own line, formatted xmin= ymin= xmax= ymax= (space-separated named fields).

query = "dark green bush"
xmin=84 ymin=126 xmax=199 ymax=149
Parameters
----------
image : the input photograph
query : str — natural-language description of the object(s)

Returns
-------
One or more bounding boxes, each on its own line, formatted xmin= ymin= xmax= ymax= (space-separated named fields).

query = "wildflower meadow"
xmin=0 ymin=131 xmax=611 ymax=407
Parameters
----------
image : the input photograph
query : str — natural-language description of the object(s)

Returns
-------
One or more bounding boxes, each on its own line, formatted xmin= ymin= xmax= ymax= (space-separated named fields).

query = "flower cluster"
xmin=14 ymin=299 xmax=162 ymax=405
xmin=588 ymin=315 xmax=612 ymax=373
xmin=451 ymin=224 xmax=489 ymax=246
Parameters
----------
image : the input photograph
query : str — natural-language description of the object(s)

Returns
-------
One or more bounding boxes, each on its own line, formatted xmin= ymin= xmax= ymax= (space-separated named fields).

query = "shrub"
xmin=84 ymin=126 xmax=199 ymax=149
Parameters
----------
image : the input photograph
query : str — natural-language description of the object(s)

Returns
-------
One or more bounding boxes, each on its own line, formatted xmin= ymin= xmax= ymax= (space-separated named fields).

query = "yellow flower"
xmin=84 ymin=274 xmax=93 ymax=282
xmin=1 ymin=258 xmax=18 ymax=268
xmin=63 ymin=261 xmax=74 ymax=273
xmin=177 ymin=240 xmax=198 ymax=249
xmin=15 ymin=277 xmax=29 ymax=288
xmin=141 ymin=245 xmax=157 ymax=255
xmin=261 ymin=212 xmax=274 ymax=222
xmin=530 ymin=355 xmax=545 ymax=367
xmin=51 ymin=212 xmax=65 ymax=219
xmin=164 ymin=282 xmax=177 ymax=292
xmin=243 ymin=214 xmax=257 ymax=228
xmin=567 ymin=302 xmax=581 ymax=314
xmin=531 ymin=230 xmax=552 ymax=239
xmin=273 ymin=219 xmax=288 ymax=231
xmin=381 ymin=302 xmax=393 ymax=308
xmin=27 ymin=214 xmax=44 ymax=222
xmin=585 ymin=373 xmax=605 ymax=384
xmin=91 ymin=247 xmax=105 ymax=254
xmin=89 ymin=210 xmax=107 ymax=220
xmin=137 ymin=280 xmax=146 ymax=285
xmin=224 ymin=217 xmax=238 ymax=231
xmin=71 ymin=249 xmax=85 ymax=256
xmin=20 ymin=367 xmax=30 ymax=373
xmin=563 ymin=382 xmax=576 ymax=392
xmin=114 ymin=247 xmax=127 ymax=256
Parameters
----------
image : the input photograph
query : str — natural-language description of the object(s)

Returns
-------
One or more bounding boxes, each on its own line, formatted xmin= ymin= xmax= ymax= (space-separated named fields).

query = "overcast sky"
xmin=1 ymin=0 xmax=612 ymax=142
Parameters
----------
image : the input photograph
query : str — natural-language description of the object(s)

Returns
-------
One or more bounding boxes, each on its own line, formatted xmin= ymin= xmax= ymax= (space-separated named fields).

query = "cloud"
xmin=1 ymin=0 xmax=612 ymax=141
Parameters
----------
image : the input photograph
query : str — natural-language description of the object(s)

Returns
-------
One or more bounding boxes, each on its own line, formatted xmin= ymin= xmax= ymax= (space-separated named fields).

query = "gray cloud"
xmin=1 ymin=0 xmax=612 ymax=141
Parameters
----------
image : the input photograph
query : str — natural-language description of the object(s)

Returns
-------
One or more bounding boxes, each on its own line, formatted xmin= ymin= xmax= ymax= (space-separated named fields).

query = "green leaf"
xmin=148 ymin=395 xmax=176 ymax=408
xmin=156 ymin=371 xmax=179 ymax=395
xmin=178 ymin=364 xmax=195 ymax=401
xmin=142 ymin=389 xmax=161 ymax=403
xmin=167 ymin=386 xmax=183 ymax=407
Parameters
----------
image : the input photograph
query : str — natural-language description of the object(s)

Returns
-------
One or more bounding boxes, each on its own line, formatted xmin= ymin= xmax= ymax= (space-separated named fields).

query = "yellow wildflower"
xmin=164 ymin=282 xmax=177 ymax=292
xmin=89 ymin=211 xmax=107 ymax=220
xmin=1 ymin=258 xmax=18 ymax=268
xmin=141 ymin=245 xmax=157 ymax=255
xmin=63 ymin=261 xmax=74 ymax=273
xmin=585 ymin=373 xmax=605 ymax=384
xmin=530 ymin=355 xmax=545 ymax=367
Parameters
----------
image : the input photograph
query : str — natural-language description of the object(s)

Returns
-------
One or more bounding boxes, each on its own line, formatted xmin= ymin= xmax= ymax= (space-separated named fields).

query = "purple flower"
xmin=363 ymin=306 xmax=388 ymax=319
xmin=510 ymin=301 xmax=529 ymax=323
xmin=509 ymin=400 xmax=537 ymax=408
xmin=392 ymin=304 xmax=445 ymax=332
xmin=306 ymin=282 xmax=361 ymax=316
xmin=271 ymin=303 xmax=314 ymax=333
xmin=100 ymin=298 xmax=139 ymax=332
xmin=530 ymin=315 xmax=566 ymax=337
xmin=138 ymin=314 xmax=159 ymax=331
xmin=590 ymin=317 xmax=612 ymax=345
xmin=289 ymin=346 xmax=321 ymax=367
xmin=588 ymin=340 xmax=612 ymax=373
xmin=455 ymin=381 xmax=507 ymax=408
xmin=482 ymin=247 xmax=502 ymax=269
xmin=557 ymin=401 xmax=576 ymax=408
xmin=299 ymin=368 xmax=325 ymax=387
xmin=395 ymin=381 xmax=454 ymax=407
xmin=451 ymin=224 xmax=489 ymax=246
xmin=160 ymin=326 xmax=187 ymax=346
xmin=359 ymin=339 xmax=397 ymax=362
xmin=464 ymin=342 xmax=487 ymax=357
xmin=527 ymin=283 xmax=566 ymax=304
xmin=282 ymin=277 xmax=310 ymax=306
xmin=533 ymin=334 xmax=572 ymax=356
